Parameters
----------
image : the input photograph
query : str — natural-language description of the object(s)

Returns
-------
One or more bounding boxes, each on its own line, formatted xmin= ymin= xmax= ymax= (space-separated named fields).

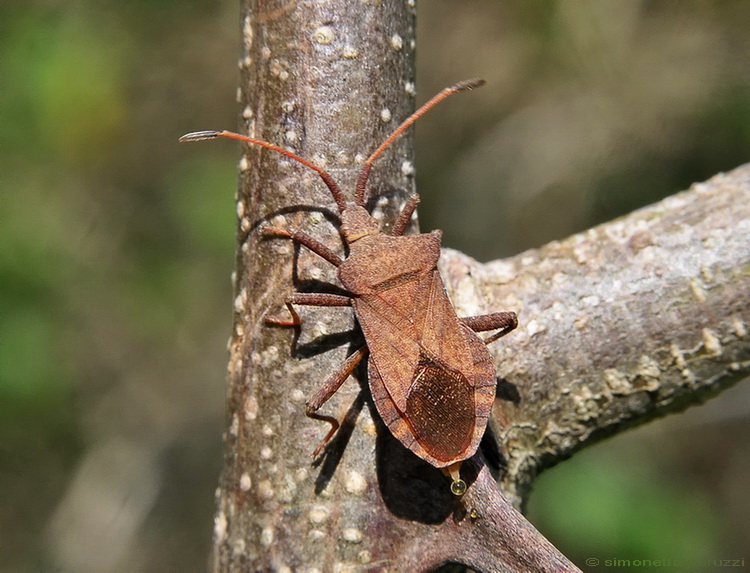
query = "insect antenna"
xmin=179 ymin=130 xmax=348 ymax=213
xmin=354 ymin=78 xmax=485 ymax=207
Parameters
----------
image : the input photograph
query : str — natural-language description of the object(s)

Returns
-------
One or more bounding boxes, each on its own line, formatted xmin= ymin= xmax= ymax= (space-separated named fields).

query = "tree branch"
xmin=210 ymin=0 xmax=748 ymax=570
xmin=439 ymin=165 xmax=750 ymax=506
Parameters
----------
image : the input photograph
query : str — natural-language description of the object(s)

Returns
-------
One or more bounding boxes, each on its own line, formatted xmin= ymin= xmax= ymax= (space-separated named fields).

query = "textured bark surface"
xmin=439 ymin=165 xmax=750 ymax=507
xmin=210 ymin=1 xmax=750 ymax=571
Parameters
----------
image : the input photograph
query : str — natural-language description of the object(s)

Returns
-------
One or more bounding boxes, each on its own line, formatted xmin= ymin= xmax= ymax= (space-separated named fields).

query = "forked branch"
xmin=209 ymin=0 xmax=750 ymax=570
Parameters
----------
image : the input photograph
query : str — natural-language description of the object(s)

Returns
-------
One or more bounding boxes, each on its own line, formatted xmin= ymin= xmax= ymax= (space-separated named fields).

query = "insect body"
xmin=340 ymin=229 xmax=497 ymax=469
xmin=181 ymin=79 xmax=517 ymax=495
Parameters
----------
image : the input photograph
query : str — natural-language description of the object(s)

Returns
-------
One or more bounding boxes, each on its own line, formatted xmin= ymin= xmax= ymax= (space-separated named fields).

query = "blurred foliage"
xmin=1 ymin=1 xmax=748 ymax=570
xmin=528 ymin=436 xmax=721 ymax=567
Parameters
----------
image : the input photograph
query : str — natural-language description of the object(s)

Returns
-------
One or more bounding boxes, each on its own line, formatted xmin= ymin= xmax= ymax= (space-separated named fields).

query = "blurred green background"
xmin=1 ymin=1 xmax=748 ymax=571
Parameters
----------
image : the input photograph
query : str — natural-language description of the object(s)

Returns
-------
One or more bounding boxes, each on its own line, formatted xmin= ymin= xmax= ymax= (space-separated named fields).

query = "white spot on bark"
xmin=281 ymin=100 xmax=296 ymax=113
xmin=309 ymin=506 xmax=329 ymax=524
xmin=313 ymin=26 xmax=335 ymax=45
xmin=604 ymin=368 xmax=630 ymax=393
xmin=260 ymin=46 xmax=271 ymax=59
xmin=214 ymin=511 xmax=228 ymax=541
xmin=236 ymin=200 xmax=246 ymax=218
xmin=526 ymin=319 xmax=546 ymax=337
xmin=311 ymin=153 xmax=328 ymax=168
xmin=262 ymin=425 xmax=274 ymax=437
xmin=635 ymin=355 xmax=661 ymax=390
xmin=341 ymin=45 xmax=359 ymax=58
xmin=261 ymin=345 xmax=279 ymax=366
xmin=689 ymin=277 xmax=707 ymax=303
xmin=405 ymin=81 xmax=416 ymax=96
xmin=243 ymin=15 xmax=253 ymax=48
xmin=336 ymin=151 xmax=351 ymax=166
xmin=390 ymin=33 xmax=403 ymax=50
xmin=702 ymin=328 xmax=722 ymax=356
xmin=308 ymin=529 xmax=326 ymax=541
xmin=239 ymin=473 xmax=252 ymax=491
xmin=304 ymin=212 xmax=322 ymax=226
xmin=275 ymin=473 xmax=298 ymax=503
xmin=244 ymin=396 xmax=258 ymax=421
xmin=260 ymin=446 xmax=273 ymax=460
xmin=361 ymin=416 xmax=377 ymax=436
xmin=270 ymin=59 xmax=289 ymax=80
xmin=401 ymin=160 xmax=414 ymax=176
xmin=342 ymin=528 xmax=363 ymax=543
xmin=380 ymin=108 xmax=392 ymax=123
xmin=670 ymin=341 xmax=687 ymax=368
xmin=260 ymin=526 xmax=274 ymax=546
xmin=229 ymin=413 xmax=239 ymax=437
xmin=284 ymin=130 xmax=297 ymax=143
xmin=234 ymin=289 xmax=247 ymax=313
xmin=311 ymin=321 xmax=329 ymax=338
xmin=358 ymin=550 xmax=372 ymax=563
xmin=345 ymin=470 xmax=367 ymax=494
xmin=257 ymin=479 xmax=274 ymax=500
xmin=730 ymin=317 xmax=747 ymax=338
xmin=580 ymin=295 xmax=600 ymax=306
xmin=231 ymin=537 xmax=245 ymax=557
xmin=638 ymin=355 xmax=661 ymax=378
xmin=290 ymin=389 xmax=305 ymax=403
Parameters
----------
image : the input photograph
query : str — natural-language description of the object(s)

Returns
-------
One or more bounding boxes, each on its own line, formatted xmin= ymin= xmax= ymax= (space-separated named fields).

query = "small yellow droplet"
xmin=450 ymin=479 xmax=467 ymax=496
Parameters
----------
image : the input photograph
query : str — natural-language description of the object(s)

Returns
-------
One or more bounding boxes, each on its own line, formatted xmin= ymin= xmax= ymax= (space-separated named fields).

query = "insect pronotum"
xmin=181 ymin=79 xmax=518 ymax=495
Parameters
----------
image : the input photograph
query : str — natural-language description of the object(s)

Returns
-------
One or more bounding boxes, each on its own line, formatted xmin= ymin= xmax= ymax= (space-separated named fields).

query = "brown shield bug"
xmin=181 ymin=79 xmax=517 ymax=495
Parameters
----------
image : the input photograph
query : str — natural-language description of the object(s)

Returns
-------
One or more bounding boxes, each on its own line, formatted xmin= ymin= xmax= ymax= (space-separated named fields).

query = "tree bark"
xmin=210 ymin=0 xmax=750 ymax=570
xmin=440 ymin=165 xmax=750 ymax=507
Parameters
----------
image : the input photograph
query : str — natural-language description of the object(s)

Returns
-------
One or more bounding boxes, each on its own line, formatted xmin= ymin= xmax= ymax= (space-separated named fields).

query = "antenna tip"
xmin=179 ymin=130 xmax=221 ymax=143
xmin=453 ymin=78 xmax=486 ymax=92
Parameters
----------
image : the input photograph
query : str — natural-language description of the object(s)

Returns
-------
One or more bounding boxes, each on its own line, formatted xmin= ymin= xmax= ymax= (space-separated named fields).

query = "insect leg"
xmin=461 ymin=311 xmax=518 ymax=344
xmin=265 ymin=294 xmax=352 ymax=326
xmin=306 ymin=345 xmax=369 ymax=457
xmin=390 ymin=194 xmax=420 ymax=237
xmin=262 ymin=227 xmax=342 ymax=267
xmin=262 ymin=228 xmax=349 ymax=326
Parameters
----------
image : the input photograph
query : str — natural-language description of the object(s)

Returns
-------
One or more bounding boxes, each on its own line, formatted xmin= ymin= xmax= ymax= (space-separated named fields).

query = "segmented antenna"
xmin=179 ymin=78 xmax=486 ymax=212
xmin=178 ymin=130 xmax=348 ymax=213
xmin=353 ymin=78 xmax=485 ymax=206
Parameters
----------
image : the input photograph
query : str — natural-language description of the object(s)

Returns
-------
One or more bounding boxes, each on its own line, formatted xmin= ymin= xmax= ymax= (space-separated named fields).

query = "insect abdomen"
xmin=405 ymin=352 xmax=474 ymax=462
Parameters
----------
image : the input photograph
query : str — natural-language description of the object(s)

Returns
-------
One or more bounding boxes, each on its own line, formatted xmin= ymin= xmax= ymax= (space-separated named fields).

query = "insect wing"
xmin=355 ymin=270 xmax=494 ymax=467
